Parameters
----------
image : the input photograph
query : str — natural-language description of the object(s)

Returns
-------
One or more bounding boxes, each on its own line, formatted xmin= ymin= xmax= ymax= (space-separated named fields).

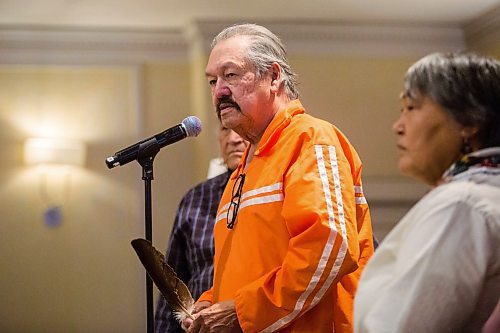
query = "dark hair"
xmin=404 ymin=52 xmax=500 ymax=148
xmin=212 ymin=23 xmax=300 ymax=100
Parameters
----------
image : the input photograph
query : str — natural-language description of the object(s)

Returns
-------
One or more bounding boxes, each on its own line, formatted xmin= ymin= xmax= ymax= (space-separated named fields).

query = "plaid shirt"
xmin=154 ymin=171 xmax=230 ymax=333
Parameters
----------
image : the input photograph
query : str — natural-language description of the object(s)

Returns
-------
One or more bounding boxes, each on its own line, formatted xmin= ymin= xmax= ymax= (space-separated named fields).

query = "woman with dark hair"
xmin=354 ymin=52 xmax=500 ymax=332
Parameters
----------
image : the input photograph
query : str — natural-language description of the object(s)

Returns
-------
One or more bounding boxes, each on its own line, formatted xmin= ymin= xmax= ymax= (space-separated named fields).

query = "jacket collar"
xmin=233 ymin=99 xmax=305 ymax=179
xmin=255 ymin=99 xmax=304 ymax=156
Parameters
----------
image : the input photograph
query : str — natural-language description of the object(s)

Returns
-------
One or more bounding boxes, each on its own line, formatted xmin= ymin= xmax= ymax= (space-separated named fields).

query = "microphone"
xmin=105 ymin=116 xmax=202 ymax=169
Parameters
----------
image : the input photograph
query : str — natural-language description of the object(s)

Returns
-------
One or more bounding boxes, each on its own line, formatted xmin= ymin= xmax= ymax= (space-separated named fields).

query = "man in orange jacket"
xmin=183 ymin=23 xmax=374 ymax=333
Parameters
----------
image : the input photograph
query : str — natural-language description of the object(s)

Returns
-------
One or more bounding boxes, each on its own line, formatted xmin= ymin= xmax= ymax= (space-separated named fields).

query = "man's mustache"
xmin=216 ymin=97 xmax=240 ymax=117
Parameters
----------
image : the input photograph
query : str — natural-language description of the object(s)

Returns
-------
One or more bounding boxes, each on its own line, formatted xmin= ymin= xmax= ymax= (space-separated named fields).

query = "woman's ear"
xmin=461 ymin=125 xmax=480 ymax=151
xmin=461 ymin=125 xmax=479 ymax=140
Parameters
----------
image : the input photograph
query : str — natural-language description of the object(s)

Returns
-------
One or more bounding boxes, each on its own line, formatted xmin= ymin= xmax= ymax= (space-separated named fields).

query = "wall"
xmin=0 ymin=66 xmax=145 ymax=332
xmin=0 ymin=63 xmax=195 ymax=332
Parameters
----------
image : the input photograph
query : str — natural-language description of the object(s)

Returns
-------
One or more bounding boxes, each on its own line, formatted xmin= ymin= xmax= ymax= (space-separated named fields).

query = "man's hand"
xmin=182 ymin=301 xmax=211 ymax=331
xmin=187 ymin=300 xmax=242 ymax=333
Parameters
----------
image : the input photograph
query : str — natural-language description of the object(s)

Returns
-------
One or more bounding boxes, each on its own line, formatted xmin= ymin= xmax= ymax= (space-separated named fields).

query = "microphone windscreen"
xmin=182 ymin=116 xmax=202 ymax=137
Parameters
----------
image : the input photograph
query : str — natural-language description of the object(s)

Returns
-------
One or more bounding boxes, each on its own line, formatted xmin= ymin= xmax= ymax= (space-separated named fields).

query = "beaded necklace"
xmin=443 ymin=147 xmax=500 ymax=179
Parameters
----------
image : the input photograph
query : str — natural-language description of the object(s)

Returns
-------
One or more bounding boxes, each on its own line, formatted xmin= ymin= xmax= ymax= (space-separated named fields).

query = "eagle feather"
xmin=131 ymin=238 xmax=194 ymax=321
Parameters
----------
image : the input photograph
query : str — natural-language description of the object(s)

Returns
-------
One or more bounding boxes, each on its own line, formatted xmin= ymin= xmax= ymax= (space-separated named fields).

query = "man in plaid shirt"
xmin=154 ymin=126 xmax=247 ymax=333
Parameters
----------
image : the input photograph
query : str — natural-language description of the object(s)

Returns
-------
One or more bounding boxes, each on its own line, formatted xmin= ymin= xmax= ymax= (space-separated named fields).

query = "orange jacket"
xmin=198 ymin=100 xmax=374 ymax=332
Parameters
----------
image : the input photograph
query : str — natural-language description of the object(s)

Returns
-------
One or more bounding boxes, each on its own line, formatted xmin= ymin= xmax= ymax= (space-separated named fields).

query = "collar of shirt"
xmin=231 ymin=99 xmax=305 ymax=180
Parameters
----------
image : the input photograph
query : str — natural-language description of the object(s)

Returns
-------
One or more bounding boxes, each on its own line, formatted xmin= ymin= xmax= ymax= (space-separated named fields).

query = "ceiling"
xmin=1 ymin=0 xmax=500 ymax=29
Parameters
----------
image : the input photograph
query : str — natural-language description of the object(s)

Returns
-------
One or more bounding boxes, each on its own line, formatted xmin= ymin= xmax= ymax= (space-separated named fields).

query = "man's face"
xmin=205 ymin=36 xmax=275 ymax=142
xmin=218 ymin=126 xmax=248 ymax=171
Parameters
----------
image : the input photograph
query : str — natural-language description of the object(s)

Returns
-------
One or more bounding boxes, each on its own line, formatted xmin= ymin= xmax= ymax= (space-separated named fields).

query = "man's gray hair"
xmin=212 ymin=23 xmax=299 ymax=100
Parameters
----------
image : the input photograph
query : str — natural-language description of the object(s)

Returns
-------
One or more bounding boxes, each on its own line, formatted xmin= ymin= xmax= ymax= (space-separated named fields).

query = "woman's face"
xmin=392 ymin=93 xmax=465 ymax=185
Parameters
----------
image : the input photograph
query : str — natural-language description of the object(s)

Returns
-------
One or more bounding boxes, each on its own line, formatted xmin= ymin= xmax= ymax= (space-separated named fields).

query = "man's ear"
xmin=270 ymin=62 xmax=282 ymax=93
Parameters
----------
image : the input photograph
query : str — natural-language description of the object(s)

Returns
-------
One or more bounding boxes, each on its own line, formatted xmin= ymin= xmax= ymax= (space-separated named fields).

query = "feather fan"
xmin=131 ymin=238 xmax=194 ymax=321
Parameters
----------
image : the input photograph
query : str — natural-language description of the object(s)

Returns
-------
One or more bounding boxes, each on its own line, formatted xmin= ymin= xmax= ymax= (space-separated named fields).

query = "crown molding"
xmin=192 ymin=19 xmax=465 ymax=58
xmin=0 ymin=25 xmax=189 ymax=65
xmin=463 ymin=3 xmax=500 ymax=51
xmin=0 ymin=20 xmax=466 ymax=65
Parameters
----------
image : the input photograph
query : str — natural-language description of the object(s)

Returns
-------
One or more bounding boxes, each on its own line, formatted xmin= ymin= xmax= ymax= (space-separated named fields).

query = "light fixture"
xmin=24 ymin=137 xmax=86 ymax=166
xmin=23 ymin=137 xmax=87 ymax=227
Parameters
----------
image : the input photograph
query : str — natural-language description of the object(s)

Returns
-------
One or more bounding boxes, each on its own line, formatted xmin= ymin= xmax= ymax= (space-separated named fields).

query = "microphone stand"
xmin=137 ymin=138 xmax=161 ymax=333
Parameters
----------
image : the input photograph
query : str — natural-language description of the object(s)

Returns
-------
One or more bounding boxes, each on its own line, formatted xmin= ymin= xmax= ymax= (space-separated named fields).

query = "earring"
xmin=461 ymin=137 xmax=472 ymax=155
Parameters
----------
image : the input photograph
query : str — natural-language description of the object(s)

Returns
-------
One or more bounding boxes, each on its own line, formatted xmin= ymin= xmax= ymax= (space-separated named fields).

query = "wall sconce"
xmin=24 ymin=137 xmax=87 ymax=227
xmin=24 ymin=138 xmax=87 ymax=167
